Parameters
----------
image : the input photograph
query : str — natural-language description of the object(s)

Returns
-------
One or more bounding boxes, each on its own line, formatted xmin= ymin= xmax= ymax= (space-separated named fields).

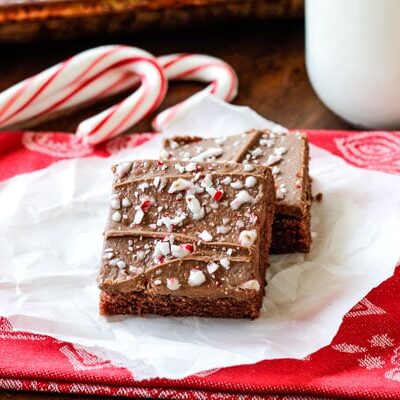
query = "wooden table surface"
xmin=0 ymin=18 xmax=351 ymax=400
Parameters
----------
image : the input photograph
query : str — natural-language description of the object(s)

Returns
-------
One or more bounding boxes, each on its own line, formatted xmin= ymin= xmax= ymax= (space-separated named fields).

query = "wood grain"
xmin=0 ymin=19 xmax=351 ymax=400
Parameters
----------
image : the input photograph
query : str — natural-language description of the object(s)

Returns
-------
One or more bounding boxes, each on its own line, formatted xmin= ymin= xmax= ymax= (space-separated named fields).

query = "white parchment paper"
xmin=0 ymin=93 xmax=400 ymax=380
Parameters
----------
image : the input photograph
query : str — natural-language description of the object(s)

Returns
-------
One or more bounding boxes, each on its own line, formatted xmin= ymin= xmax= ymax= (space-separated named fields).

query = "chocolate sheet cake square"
xmin=98 ymin=159 xmax=275 ymax=319
xmin=162 ymin=129 xmax=312 ymax=254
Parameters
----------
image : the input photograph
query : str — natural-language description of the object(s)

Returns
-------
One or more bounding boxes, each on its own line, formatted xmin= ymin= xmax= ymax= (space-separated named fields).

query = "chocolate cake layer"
xmin=98 ymin=159 xmax=275 ymax=319
xmin=162 ymin=129 xmax=312 ymax=253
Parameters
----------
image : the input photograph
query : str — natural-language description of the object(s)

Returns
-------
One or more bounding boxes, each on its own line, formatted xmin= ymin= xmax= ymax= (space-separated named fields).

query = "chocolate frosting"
xmin=162 ymin=129 xmax=310 ymax=218
xmin=98 ymin=159 xmax=275 ymax=299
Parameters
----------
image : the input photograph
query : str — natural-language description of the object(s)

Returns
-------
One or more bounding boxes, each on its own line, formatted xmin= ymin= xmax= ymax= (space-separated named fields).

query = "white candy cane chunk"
xmin=152 ymin=53 xmax=238 ymax=130
xmin=239 ymin=230 xmax=258 ymax=247
xmin=0 ymin=45 xmax=167 ymax=145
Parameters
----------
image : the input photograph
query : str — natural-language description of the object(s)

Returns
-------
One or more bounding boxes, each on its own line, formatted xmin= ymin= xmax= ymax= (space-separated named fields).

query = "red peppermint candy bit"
xmin=249 ymin=213 xmax=258 ymax=224
xmin=213 ymin=190 xmax=224 ymax=202
xmin=157 ymin=160 xmax=165 ymax=166
xmin=140 ymin=199 xmax=153 ymax=211
xmin=158 ymin=256 xmax=165 ymax=264
xmin=181 ymin=243 xmax=194 ymax=252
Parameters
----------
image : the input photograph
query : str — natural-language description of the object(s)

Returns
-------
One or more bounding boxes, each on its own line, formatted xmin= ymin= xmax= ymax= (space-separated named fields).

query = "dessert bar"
xmin=98 ymin=159 xmax=275 ymax=319
xmin=162 ymin=129 xmax=311 ymax=253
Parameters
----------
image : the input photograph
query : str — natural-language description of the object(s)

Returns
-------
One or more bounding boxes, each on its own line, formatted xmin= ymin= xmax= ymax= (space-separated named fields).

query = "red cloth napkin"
xmin=0 ymin=129 xmax=399 ymax=399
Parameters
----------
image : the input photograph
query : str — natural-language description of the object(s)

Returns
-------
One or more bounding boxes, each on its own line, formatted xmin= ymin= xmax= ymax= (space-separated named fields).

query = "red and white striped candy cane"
xmin=152 ymin=54 xmax=238 ymax=131
xmin=0 ymin=45 xmax=167 ymax=145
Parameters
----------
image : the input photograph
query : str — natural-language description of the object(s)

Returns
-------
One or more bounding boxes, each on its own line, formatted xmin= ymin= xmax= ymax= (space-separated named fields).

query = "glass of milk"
xmin=306 ymin=0 xmax=400 ymax=129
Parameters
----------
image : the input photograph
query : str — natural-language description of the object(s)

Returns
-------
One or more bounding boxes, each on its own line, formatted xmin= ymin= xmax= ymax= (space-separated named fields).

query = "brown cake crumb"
xmin=314 ymin=192 xmax=323 ymax=202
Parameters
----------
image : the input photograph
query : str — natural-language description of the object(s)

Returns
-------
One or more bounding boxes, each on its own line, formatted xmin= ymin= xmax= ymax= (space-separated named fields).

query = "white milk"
xmin=306 ymin=0 xmax=400 ymax=129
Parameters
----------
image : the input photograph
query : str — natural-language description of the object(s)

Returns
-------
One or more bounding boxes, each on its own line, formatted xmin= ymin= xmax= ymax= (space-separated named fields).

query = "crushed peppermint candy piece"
xmin=171 ymin=243 xmax=193 ymax=258
xmin=116 ymin=260 xmax=126 ymax=269
xmin=185 ymin=162 xmax=197 ymax=172
xmin=272 ymin=166 xmax=280 ymax=175
xmin=274 ymin=146 xmax=287 ymax=156
xmin=153 ymin=176 xmax=161 ymax=188
xmin=266 ymin=154 xmax=282 ymax=166
xmin=239 ymin=230 xmax=258 ymax=247
xmin=168 ymin=178 xmax=194 ymax=193
xmin=103 ymin=251 xmax=114 ymax=260
xmin=276 ymin=183 xmax=288 ymax=200
xmin=236 ymin=219 xmax=245 ymax=229
xmin=249 ymin=213 xmax=258 ymax=224
xmin=186 ymin=194 xmax=205 ymax=220
xmin=169 ymin=140 xmax=179 ymax=149
xmin=230 ymin=180 xmax=243 ymax=190
xmin=243 ymin=164 xmax=255 ymax=172
xmin=226 ymin=248 xmax=233 ymax=256
xmin=188 ymin=269 xmax=206 ymax=286
xmin=153 ymin=240 xmax=171 ymax=259
xmin=206 ymin=186 xmax=216 ymax=197
xmin=278 ymin=183 xmax=287 ymax=193
xmin=207 ymin=262 xmax=219 ymax=274
xmin=122 ymin=197 xmax=131 ymax=207
xmin=193 ymin=172 xmax=201 ymax=182
xmin=129 ymin=266 xmax=144 ymax=275
xmin=111 ymin=211 xmax=122 ymax=222
xmin=158 ymin=177 xmax=168 ymax=191
xmin=192 ymin=147 xmax=223 ymax=162
xmin=157 ymin=213 xmax=187 ymax=230
xmin=220 ymin=258 xmax=230 ymax=270
xmin=250 ymin=147 xmax=263 ymax=158
xmin=136 ymin=250 xmax=146 ymax=260
xmin=159 ymin=149 xmax=169 ymax=159
xmin=153 ymin=241 xmax=171 ymax=263
xmin=259 ymin=138 xmax=274 ymax=147
xmin=244 ymin=176 xmax=257 ymax=188
xmin=137 ymin=182 xmax=149 ymax=191
xmin=140 ymin=199 xmax=153 ymax=211
xmin=201 ymin=174 xmax=213 ymax=188
xmin=212 ymin=190 xmax=224 ymax=202
xmin=215 ymin=136 xmax=227 ymax=144
xmin=183 ymin=243 xmax=194 ymax=252
xmin=216 ymin=225 xmax=231 ymax=234
xmin=167 ymin=277 xmax=181 ymax=291
xmin=240 ymin=279 xmax=260 ymax=291
xmin=199 ymin=230 xmax=213 ymax=242
xmin=133 ymin=208 xmax=144 ymax=225
xmin=230 ymin=190 xmax=255 ymax=210
xmin=175 ymin=163 xmax=185 ymax=173
xmin=110 ymin=197 xmax=121 ymax=210
xmin=115 ymin=162 xmax=132 ymax=178
xmin=221 ymin=176 xmax=232 ymax=185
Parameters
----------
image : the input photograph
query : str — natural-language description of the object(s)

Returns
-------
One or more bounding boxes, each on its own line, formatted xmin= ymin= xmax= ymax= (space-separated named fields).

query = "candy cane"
xmin=95 ymin=53 xmax=239 ymax=129
xmin=152 ymin=54 xmax=238 ymax=131
xmin=0 ymin=45 xmax=167 ymax=145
